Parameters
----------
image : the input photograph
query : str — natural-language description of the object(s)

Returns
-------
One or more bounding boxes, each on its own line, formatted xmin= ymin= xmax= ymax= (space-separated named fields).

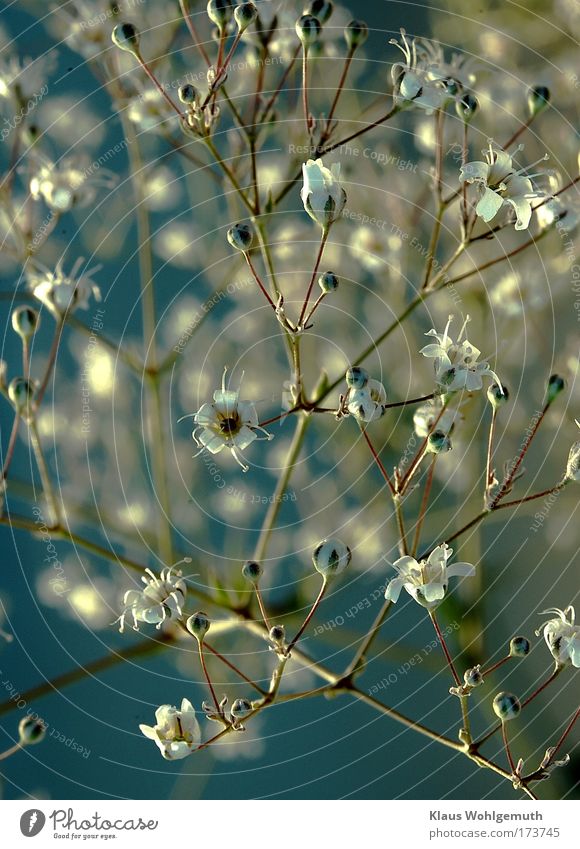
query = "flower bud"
xmin=492 ymin=691 xmax=521 ymax=721
xmin=528 ymin=85 xmax=550 ymax=118
xmin=178 ymin=83 xmax=197 ymax=105
xmin=269 ymin=624 xmax=286 ymax=645
xmin=487 ymin=382 xmax=508 ymax=410
xmin=318 ymin=271 xmax=339 ymax=293
xmin=111 ymin=22 xmax=140 ymax=54
xmin=18 ymin=716 xmax=47 ymax=746
xmin=426 ymin=429 xmax=452 ymax=454
xmin=344 ymin=19 xmax=368 ymax=50
xmin=227 ymin=221 xmax=254 ymax=252
xmin=186 ymin=611 xmax=210 ymax=640
xmin=456 ymin=92 xmax=478 ymax=122
xmin=230 ymin=698 xmax=252 ymax=719
xmin=295 ymin=14 xmax=321 ymax=48
xmin=207 ymin=0 xmax=234 ymax=29
xmin=242 ymin=560 xmax=262 ymax=583
xmin=304 ymin=1 xmax=333 ymax=24
xmin=8 ymin=377 xmax=35 ymax=415
xmin=546 ymin=374 xmax=565 ymax=405
xmin=312 ymin=538 xmax=351 ymax=577
xmin=234 ymin=2 xmax=258 ymax=32
xmin=345 ymin=366 xmax=368 ymax=389
xmin=463 ymin=666 xmax=483 ymax=688
xmin=510 ymin=635 xmax=530 ymax=657
xmin=11 ymin=306 xmax=40 ymax=340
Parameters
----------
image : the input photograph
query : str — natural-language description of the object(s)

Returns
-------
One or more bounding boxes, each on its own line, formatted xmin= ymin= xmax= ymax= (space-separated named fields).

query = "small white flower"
xmin=460 ymin=143 xmax=548 ymax=231
xmin=536 ymin=606 xmax=580 ymax=668
xmin=346 ymin=378 xmax=387 ymax=422
xmin=0 ymin=54 xmax=55 ymax=104
xmin=385 ymin=543 xmax=475 ymax=609
xmin=565 ymin=420 xmax=580 ymax=482
xmin=126 ymin=88 xmax=175 ymax=132
xmin=118 ymin=565 xmax=187 ymax=633
xmin=420 ymin=314 xmax=503 ymax=392
xmin=413 ymin=399 xmax=458 ymax=438
xmin=390 ymin=30 xmax=462 ymax=113
xmin=28 ymin=258 xmax=101 ymax=319
xmin=139 ymin=699 xmax=201 ymax=760
xmin=188 ymin=370 xmax=273 ymax=472
xmin=301 ymin=158 xmax=347 ymax=229
xmin=29 ymin=154 xmax=116 ymax=213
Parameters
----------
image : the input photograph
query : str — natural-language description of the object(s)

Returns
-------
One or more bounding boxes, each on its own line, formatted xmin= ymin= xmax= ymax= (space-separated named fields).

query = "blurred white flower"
xmin=390 ymin=30 xmax=449 ymax=113
xmin=536 ymin=606 xmax=580 ymax=668
xmin=346 ymin=378 xmax=387 ymax=422
xmin=413 ymin=399 xmax=458 ymax=437
xmin=565 ymin=421 xmax=580 ymax=482
xmin=139 ymin=699 xmax=201 ymax=760
xmin=301 ymin=158 xmax=346 ymax=229
xmin=29 ymin=258 xmax=101 ymax=318
xmin=189 ymin=371 xmax=273 ymax=472
xmin=29 ymin=153 xmax=116 ymax=212
xmin=460 ymin=143 xmax=547 ymax=231
xmin=420 ymin=315 xmax=503 ymax=392
xmin=385 ymin=543 xmax=475 ymax=609
xmin=118 ymin=565 xmax=187 ymax=633
xmin=0 ymin=53 xmax=55 ymax=103
xmin=126 ymin=88 xmax=175 ymax=132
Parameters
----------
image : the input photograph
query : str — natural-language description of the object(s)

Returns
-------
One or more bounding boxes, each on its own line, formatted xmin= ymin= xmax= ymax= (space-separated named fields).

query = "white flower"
xmin=420 ymin=315 xmax=503 ymax=392
xmin=139 ymin=699 xmax=201 ymax=760
xmin=189 ymin=371 xmax=273 ymax=472
xmin=29 ymin=259 xmax=101 ymax=319
xmin=413 ymin=399 xmax=458 ymax=438
xmin=118 ymin=565 xmax=187 ymax=633
xmin=126 ymin=88 xmax=175 ymax=132
xmin=390 ymin=30 xmax=462 ymax=113
xmin=301 ymin=158 xmax=346 ymax=229
xmin=385 ymin=543 xmax=475 ymax=609
xmin=0 ymin=54 xmax=55 ymax=104
xmin=565 ymin=421 xmax=580 ymax=482
xmin=460 ymin=143 xmax=547 ymax=231
xmin=536 ymin=606 xmax=580 ymax=668
xmin=346 ymin=378 xmax=387 ymax=422
xmin=29 ymin=154 xmax=116 ymax=213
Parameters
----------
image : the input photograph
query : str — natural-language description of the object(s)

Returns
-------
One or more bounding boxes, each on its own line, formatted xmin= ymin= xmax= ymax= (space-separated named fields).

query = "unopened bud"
xmin=304 ymin=1 xmax=333 ymax=24
xmin=487 ymin=382 xmax=508 ymax=410
xmin=207 ymin=0 xmax=234 ymax=29
xmin=227 ymin=221 xmax=254 ymax=252
xmin=8 ymin=377 xmax=35 ymax=415
xmin=528 ymin=85 xmax=550 ymax=118
xmin=510 ymin=636 xmax=531 ymax=657
xmin=242 ymin=560 xmax=262 ymax=583
xmin=492 ymin=691 xmax=521 ymax=721
xmin=427 ymin=429 xmax=452 ymax=454
xmin=312 ymin=538 xmax=351 ymax=578
xmin=345 ymin=366 xmax=368 ymax=389
xmin=18 ymin=716 xmax=47 ymax=745
xmin=344 ymin=19 xmax=368 ymax=50
xmin=318 ymin=271 xmax=339 ymax=293
xmin=456 ymin=92 xmax=478 ymax=121
xmin=186 ymin=611 xmax=210 ymax=641
xmin=546 ymin=374 xmax=565 ymax=405
xmin=12 ymin=306 xmax=40 ymax=340
xmin=296 ymin=14 xmax=321 ymax=48
xmin=234 ymin=2 xmax=258 ymax=32
xmin=111 ymin=22 xmax=140 ymax=54
xmin=178 ymin=83 xmax=197 ymax=105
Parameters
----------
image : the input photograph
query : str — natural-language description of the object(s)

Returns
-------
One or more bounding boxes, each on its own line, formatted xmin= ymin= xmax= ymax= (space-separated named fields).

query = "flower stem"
xmin=286 ymin=578 xmax=327 ymax=654
xmin=502 ymin=722 xmax=517 ymax=774
xmin=430 ymin=611 xmax=461 ymax=687
xmin=360 ymin=426 xmax=396 ymax=495
xmin=411 ymin=455 xmax=436 ymax=556
xmin=34 ymin=318 xmax=64 ymax=408
xmin=197 ymin=640 xmax=221 ymax=714
xmin=243 ymin=251 xmax=278 ymax=312
xmin=0 ymin=743 xmax=22 ymax=762
xmin=299 ymin=226 xmax=330 ymax=327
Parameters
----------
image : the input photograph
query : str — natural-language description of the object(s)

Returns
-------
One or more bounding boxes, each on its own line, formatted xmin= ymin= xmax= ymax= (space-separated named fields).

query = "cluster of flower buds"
xmin=339 ymin=366 xmax=387 ymax=422
xmin=179 ymin=82 xmax=220 ymax=137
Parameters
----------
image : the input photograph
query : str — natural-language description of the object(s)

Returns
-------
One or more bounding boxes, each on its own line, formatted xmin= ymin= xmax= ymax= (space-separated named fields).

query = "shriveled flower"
xmin=420 ymin=314 xmax=503 ymax=392
xmin=29 ymin=153 xmax=116 ymax=213
xmin=188 ymin=370 xmax=273 ymax=472
xmin=390 ymin=30 xmax=466 ymax=113
xmin=118 ymin=564 xmax=187 ymax=633
xmin=139 ymin=699 xmax=201 ymax=760
xmin=460 ymin=143 xmax=548 ymax=231
xmin=565 ymin=420 xmax=580 ymax=482
xmin=301 ymin=158 xmax=346 ymax=229
xmin=536 ymin=606 xmax=580 ymax=668
xmin=28 ymin=259 xmax=101 ymax=318
xmin=384 ymin=543 xmax=475 ymax=609
xmin=346 ymin=377 xmax=387 ymax=422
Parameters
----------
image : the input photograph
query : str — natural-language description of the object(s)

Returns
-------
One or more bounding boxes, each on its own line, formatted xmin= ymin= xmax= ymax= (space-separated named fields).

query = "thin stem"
xmin=430 ymin=611 xmax=461 ymax=687
xmin=286 ymin=578 xmax=327 ymax=654
xmin=254 ymin=583 xmax=272 ymax=632
xmin=502 ymin=722 xmax=517 ymax=774
xmin=480 ymin=654 xmax=511 ymax=678
xmin=493 ymin=480 xmax=568 ymax=510
xmin=546 ymin=705 xmax=580 ymax=763
xmin=197 ymin=640 xmax=221 ymax=714
xmin=0 ymin=743 xmax=22 ymax=762
xmin=485 ymin=408 xmax=497 ymax=499
xmin=28 ymin=419 xmax=59 ymax=526
xmin=135 ymin=52 xmax=182 ymax=118
xmin=204 ymin=137 xmax=255 ymax=214
xmin=1 ymin=413 xmax=21 ymax=483
xmin=298 ymin=227 xmax=329 ymax=327
xmin=411 ymin=455 xmax=436 ymax=556
xmin=394 ymin=495 xmax=409 ymax=556
xmin=204 ymin=641 xmax=267 ymax=696
xmin=360 ymin=426 xmax=395 ymax=496
xmin=302 ymin=291 xmax=326 ymax=327
xmin=421 ymin=203 xmax=444 ymax=290
xmin=243 ymin=251 xmax=278 ymax=311
xmin=179 ymin=0 xmax=210 ymax=65
xmin=502 ymin=113 xmax=535 ymax=150
xmin=34 ymin=318 xmax=64 ymax=408
xmin=343 ymin=599 xmax=392 ymax=680
xmin=302 ymin=47 xmax=312 ymax=141
xmin=324 ymin=47 xmax=355 ymax=134
xmin=259 ymin=44 xmax=301 ymax=124
xmin=489 ymin=403 xmax=549 ymax=509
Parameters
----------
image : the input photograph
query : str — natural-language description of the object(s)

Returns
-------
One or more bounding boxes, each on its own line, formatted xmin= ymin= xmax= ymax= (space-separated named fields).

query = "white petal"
xmin=384 ymin=576 xmax=405 ymax=602
xmin=232 ymin=425 xmax=258 ymax=451
xmin=198 ymin=430 xmax=225 ymax=454
xmin=139 ymin=724 xmax=159 ymax=741
xmin=213 ymin=389 xmax=238 ymax=417
xmin=460 ymin=161 xmax=489 ymax=184
xmin=446 ymin=561 xmax=476 ymax=579
xmin=475 ymin=187 xmax=504 ymax=222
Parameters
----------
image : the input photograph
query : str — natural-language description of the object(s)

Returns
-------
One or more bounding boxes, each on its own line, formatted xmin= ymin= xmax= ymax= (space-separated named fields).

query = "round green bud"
xmin=345 ymin=366 xmax=368 ymax=389
xmin=510 ymin=635 xmax=530 ymax=657
xmin=427 ymin=429 xmax=452 ymax=454
xmin=344 ymin=19 xmax=368 ymax=50
xmin=178 ymin=83 xmax=197 ymax=105
xmin=227 ymin=221 xmax=254 ymax=252
xmin=487 ymin=382 xmax=508 ymax=410
xmin=456 ymin=92 xmax=478 ymax=121
xmin=318 ymin=271 xmax=339 ymax=293
xmin=546 ymin=374 xmax=565 ymax=405
xmin=234 ymin=2 xmax=258 ymax=32
xmin=186 ymin=611 xmax=211 ymax=640
xmin=304 ymin=0 xmax=333 ymax=24
xmin=312 ymin=538 xmax=351 ymax=577
xmin=295 ymin=14 xmax=321 ymax=48
xmin=463 ymin=666 xmax=483 ymax=688
xmin=11 ymin=306 xmax=40 ymax=340
xmin=111 ymin=22 xmax=140 ymax=53
xmin=18 ymin=716 xmax=47 ymax=745
xmin=8 ymin=377 xmax=35 ymax=414
xmin=207 ymin=0 xmax=234 ymax=29
xmin=528 ymin=85 xmax=550 ymax=117
xmin=242 ymin=560 xmax=262 ymax=583
xmin=230 ymin=698 xmax=252 ymax=719
xmin=269 ymin=624 xmax=286 ymax=644
xmin=492 ymin=691 xmax=521 ymax=721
